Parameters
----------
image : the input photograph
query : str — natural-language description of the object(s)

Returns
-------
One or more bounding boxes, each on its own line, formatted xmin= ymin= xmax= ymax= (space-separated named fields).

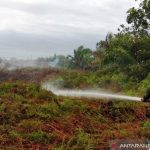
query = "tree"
xmin=67 ymin=46 xmax=94 ymax=70
xmin=102 ymin=34 xmax=134 ymax=68
xmin=96 ymin=32 xmax=113 ymax=51
xmin=126 ymin=0 xmax=150 ymax=35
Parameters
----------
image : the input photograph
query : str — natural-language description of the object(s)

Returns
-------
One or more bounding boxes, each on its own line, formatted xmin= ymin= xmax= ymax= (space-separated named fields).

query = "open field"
xmin=0 ymin=68 xmax=149 ymax=149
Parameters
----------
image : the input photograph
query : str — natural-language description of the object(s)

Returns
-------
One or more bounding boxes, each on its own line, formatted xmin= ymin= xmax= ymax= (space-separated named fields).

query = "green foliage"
xmin=0 ymin=81 xmax=40 ymax=99
xmin=127 ymin=0 xmax=150 ymax=34
xmin=138 ymin=73 xmax=150 ymax=95
xmin=27 ymin=103 xmax=60 ymax=120
xmin=0 ymin=1 xmax=150 ymax=148
xmin=0 ymin=80 xmax=149 ymax=149
xmin=27 ymin=131 xmax=48 ymax=143
xmin=39 ymin=103 xmax=60 ymax=117
xmin=0 ymin=81 xmax=56 ymax=102
xmin=67 ymin=46 xmax=95 ymax=70
xmin=0 ymin=104 xmax=5 ymax=112
xmin=9 ymin=130 xmax=22 ymax=140
xmin=109 ymin=106 xmax=135 ymax=122
xmin=19 ymin=120 xmax=42 ymax=132
xmin=54 ymin=128 xmax=93 ymax=150
xmin=141 ymin=121 xmax=150 ymax=138
xmin=69 ymin=128 xmax=93 ymax=149
xmin=60 ymin=99 xmax=88 ymax=114
xmin=55 ymin=0 xmax=150 ymax=95
xmin=61 ymin=71 xmax=91 ymax=89
xmin=36 ymin=89 xmax=56 ymax=100
xmin=101 ymin=33 xmax=150 ymax=81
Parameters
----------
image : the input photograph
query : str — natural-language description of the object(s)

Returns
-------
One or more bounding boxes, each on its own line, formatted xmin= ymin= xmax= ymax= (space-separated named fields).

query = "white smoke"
xmin=0 ymin=58 xmax=52 ymax=70
xmin=48 ymin=58 xmax=59 ymax=68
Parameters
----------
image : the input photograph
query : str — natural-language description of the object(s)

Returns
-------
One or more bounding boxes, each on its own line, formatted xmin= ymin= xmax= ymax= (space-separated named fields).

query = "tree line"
xmin=49 ymin=0 xmax=150 ymax=82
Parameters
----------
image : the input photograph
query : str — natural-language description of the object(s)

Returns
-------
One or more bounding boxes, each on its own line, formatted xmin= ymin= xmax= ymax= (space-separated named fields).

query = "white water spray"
xmin=43 ymin=83 xmax=141 ymax=101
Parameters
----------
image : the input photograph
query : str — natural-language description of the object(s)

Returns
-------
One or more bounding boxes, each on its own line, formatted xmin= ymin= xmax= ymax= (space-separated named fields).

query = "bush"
xmin=138 ymin=74 xmax=150 ymax=95
xmin=0 ymin=104 xmax=5 ymax=112
xmin=27 ymin=103 xmax=60 ymax=120
xmin=39 ymin=103 xmax=60 ymax=118
xmin=67 ymin=128 xmax=93 ymax=149
xmin=19 ymin=120 xmax=42 ymax=132
xmin=36 ymin=89 xmax=55 ymax=101
xmin=55 ymin=128 xmax=93 ymax=150
xmin=9 ymin=130 xmax=22 ymax=140
xmin=0 ymin=82 xmax=40 ymax=99
xmin=60 ymin=99 xmax=88 ymax=114
xmin=27 ymin=131 xmax=48 ymax=143
xmin=108 ymin=101 xmax=139 ymax=122
xmin=0 ymin=82 xmax=56 ymax=103
xmin=61 ymin=72 xmax=90 ymax=89
xmin=141 ymin=121 xmax=150 ymax=138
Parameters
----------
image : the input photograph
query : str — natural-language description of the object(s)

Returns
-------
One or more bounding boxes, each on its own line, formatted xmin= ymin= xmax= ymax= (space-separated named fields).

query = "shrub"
xmin=141 ymin=121 xmax=150 ymax=138
xmin=39 ymin=103 xmax=60 ymax=118
xmin=9 ymin=130 xmax=22 ymax=140
xmin=27 ymin=103 xmax=60 ymax=120
xmin=60 ymin=99 xmax=88 ymax=114
xmin=108 ymin=101 xmax=138 ymax=122
xmin=27 ymin=131 xmax=48 ymax=143
xmin=67 ymin=128 xmax=93 ymax=149
xmin=19 ymin=120 xmax=42 ymax=132
xmin=0 ymin=104 xmax=5 ymax=112
xmin=138 ymin=74 xmax=150 ymax=95
xmin=55 ymin=128 xmax=93 ymax=150
xmin=61 ymin=72 xmax=90 ymax=89
xmin=36 ymin=89 xmax=55 ymax=101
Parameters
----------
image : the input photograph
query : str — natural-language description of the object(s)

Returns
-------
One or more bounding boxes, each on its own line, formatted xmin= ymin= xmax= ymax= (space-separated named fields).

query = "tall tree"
xmin=127 ymin=0 xmax=150 ymax=34
xmin=67 ymin=46 xmax=94 ymax=70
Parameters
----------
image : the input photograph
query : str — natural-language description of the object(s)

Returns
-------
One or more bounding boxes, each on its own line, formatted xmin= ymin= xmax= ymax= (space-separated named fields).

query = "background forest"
xmin=45 ymin=0 xmax=150 ymax=96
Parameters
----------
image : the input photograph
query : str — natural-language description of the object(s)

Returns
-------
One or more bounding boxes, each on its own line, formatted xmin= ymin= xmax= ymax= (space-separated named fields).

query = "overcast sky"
xmin=0 ymin=0 xmax=137 ymax=59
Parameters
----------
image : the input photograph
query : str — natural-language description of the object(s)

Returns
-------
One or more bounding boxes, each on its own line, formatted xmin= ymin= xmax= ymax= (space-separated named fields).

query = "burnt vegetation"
xmin=0 ymin=69 xmax=149 ymax=149
xmin=0 ymin=0 xmax=150 ymax=149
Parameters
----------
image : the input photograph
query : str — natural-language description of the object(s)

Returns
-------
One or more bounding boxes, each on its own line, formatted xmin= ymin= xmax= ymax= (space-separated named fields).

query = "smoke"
xmin=0 ymin=52 xmax=68 ymax=70
xmin=0 ymin=58 xmax=142 ymax=102
xmin=43 ymin=82 xmax=141 ymax=101
xmin=0 ymin=58 xmax=10 ymax=69
xmin=0 ymin=57 xmax=62 ymax=70
xmin=48 ymin=58 xmax=59 ymax=68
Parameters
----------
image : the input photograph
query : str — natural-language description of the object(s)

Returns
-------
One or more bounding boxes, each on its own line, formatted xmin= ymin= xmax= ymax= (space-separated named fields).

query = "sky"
xmin=0 ymin=0 xmax=137 ymax=59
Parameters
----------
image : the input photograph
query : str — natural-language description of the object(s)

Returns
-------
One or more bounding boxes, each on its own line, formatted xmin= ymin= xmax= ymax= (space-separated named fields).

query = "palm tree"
xmin=67 ymin=46 xmax=94 ymax=70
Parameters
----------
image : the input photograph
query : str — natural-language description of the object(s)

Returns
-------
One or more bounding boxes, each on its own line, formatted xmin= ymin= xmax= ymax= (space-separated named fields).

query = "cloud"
xmin=0 ymin=29 xmax=104 ymax=58
xmin=0 ymin=0 xmax=136 ymax=58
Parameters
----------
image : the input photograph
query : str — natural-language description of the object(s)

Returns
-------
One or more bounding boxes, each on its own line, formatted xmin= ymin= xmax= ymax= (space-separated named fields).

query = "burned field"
xmin=0 ymin=68 xmax=149 ymax=149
